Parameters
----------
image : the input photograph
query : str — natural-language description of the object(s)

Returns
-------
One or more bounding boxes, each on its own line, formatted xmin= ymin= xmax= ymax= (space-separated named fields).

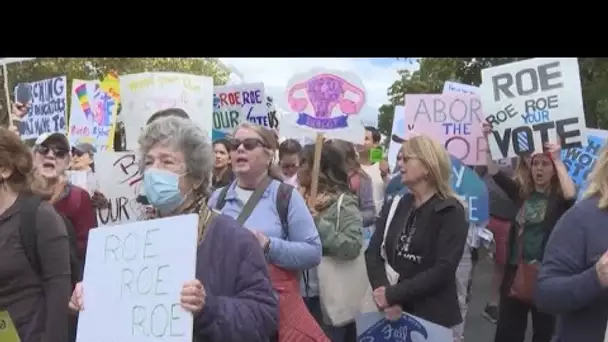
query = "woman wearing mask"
xmin=330 ymin=139 xmax=376 ymax=240
xmin=298 ymin=143 xmax=365 ymax=341
xmin=365 ymin=135 xmax=468 ymax=329
xmin=0 ymin=127 xmax=71 ymax=342
xmin=481 ymin=124 xmax=576 ymax=342
xmin=69 ymin=115 xmax=278 ymax=341
xmin=534 ymin=143 xmax=608 ymax=342
xmin=208 ymin=123 xmax=325 ymax=341
xmin=278 ymin=139 xmax=302 ymax=187
xmin=212 ymin=139 xmax=234 ymax=189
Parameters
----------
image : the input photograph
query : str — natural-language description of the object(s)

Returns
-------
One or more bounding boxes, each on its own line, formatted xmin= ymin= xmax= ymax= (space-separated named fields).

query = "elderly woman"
xmin=208 ymin=123 xmax=326 ymax=340
xmin=365 ymin=135 xmax=468 ymax=329
xmin=69 ymin=115 xmax=278 ymax=341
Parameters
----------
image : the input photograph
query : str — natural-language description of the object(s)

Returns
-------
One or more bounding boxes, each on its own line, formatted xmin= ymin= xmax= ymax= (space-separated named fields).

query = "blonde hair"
xmin=401 ymin=135 xmax=457 ymax=200
xmin=583 ymin=143 xmax=608 ymax=209
xmin=235 ymin=123 xmax=283 ymax=180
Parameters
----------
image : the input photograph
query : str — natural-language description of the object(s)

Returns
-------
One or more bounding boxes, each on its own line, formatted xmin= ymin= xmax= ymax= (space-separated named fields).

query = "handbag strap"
xmin=236 ymin=177 xmax=273 ymax=225
xmin=335 ymin=193 xmax=345 ymax=228
xmin=515 ymin=204 xmax=527 ymax=261
xmin=380 ymin=194 xmax=402 ymax=260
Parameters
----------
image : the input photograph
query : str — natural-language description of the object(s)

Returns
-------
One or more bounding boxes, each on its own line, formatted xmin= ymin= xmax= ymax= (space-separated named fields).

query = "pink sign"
xmin=404 ymin=94 xmax=487 ymax=165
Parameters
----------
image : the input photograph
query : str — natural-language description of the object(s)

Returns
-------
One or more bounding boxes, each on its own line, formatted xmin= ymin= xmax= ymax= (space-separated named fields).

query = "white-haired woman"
xmin=535 ymin=143 xmax=608 ymax=342
xmin=69 ymin=115 xmax=278 ymax=342
xmin=365 ymin=135 xmax=469 ymax=330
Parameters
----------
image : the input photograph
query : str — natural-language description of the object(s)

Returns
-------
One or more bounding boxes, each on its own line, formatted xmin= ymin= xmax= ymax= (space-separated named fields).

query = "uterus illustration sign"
xmin=286 ymin=70 xmax=366 ymax=131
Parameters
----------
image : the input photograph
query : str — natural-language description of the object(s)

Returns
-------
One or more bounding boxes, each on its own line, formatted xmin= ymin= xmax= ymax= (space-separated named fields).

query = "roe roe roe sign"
xmin=76 ymin=215 xmax=199 ymax=342
xmin=480 ymin=58 xmax=586 ymax=159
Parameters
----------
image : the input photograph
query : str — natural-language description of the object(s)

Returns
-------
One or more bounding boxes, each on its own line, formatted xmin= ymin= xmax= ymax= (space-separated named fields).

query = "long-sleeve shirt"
xmin=535 ymin=196 xmax=608 ymax=342
xmin=208 ymin=180 xmax=322 ymax=271
xmin=53 ymin=184 xmax=98 ymax=258
xmin=0 ymin=196 xmax=71 ymax=342
xmin=356 ymin=175 xmax=376 ymax=227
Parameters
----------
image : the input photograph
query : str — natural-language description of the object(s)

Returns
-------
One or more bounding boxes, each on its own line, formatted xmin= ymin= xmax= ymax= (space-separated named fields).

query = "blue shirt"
xmin=385 ymin=174 xmax=406 ymax=203
xmin=208 ymin=180 xmax=322 ymax=271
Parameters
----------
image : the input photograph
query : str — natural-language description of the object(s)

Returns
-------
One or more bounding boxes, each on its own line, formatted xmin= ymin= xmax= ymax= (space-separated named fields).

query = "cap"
xmin=73 ymin=142 xmax=97 ymax=156
xmin=35 ymin=132 xmax=70 ymax=150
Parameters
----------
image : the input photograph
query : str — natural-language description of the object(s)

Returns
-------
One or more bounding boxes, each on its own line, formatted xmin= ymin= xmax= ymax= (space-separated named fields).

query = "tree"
xmin=378 ymin=57 xmax=608 ymax=137
xmin=0 ymin=58 xmax=229 ymax=125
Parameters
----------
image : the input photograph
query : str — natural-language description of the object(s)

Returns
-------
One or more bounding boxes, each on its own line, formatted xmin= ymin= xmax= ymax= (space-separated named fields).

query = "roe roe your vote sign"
xmin=76 ymin=215 xmax=199 ymax=342
xmin=480 ymin=58 xmax=586 ymax=159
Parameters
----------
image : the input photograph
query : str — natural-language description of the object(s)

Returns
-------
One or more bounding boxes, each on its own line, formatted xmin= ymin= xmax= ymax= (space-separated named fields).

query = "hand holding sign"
xmin=180 ymin=280 xmax=206 ymax=313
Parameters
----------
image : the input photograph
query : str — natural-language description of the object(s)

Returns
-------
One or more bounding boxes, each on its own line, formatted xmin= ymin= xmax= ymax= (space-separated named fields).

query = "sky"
xmin=218 ymin=58 xmax=420 ymax=125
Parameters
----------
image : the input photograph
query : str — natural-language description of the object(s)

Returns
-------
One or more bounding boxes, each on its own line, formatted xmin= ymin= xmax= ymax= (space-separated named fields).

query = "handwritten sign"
xmin=76 ymin=215 xmax=198 ymax=342
xmin=562 ymin=135 xmax=605 ymax=186
xmin=480 ymin=58 xmax=586 ymax=159
xmin=404 ymin=94 xmax=486 ymax=165
xmin=450 ymin=155 xmax=489 ymax=223
xmin=356 ymin=311 xmax=452 ymax=342
xmin=212 ymin=83 xmax=267 ymax=141
xmin=443 ymin=81 xmax=479 ymax=95
xmin=95 ymin=152 xmax=145 ymax=226
xmin=284 ymin=68 xmax=366 ymax=144
xmin=16 ymin=76 xmax=67 ymax=140
xmin=0 ymin=311 xmax=19 ymax=342
xmin=120 ymin=73 xmax=213 ymax=149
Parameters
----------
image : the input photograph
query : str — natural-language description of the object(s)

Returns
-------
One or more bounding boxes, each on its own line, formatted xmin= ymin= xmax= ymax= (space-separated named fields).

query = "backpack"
xmin=19 ymin=196 xmax=83 ymax=287
xmin=215 ymin=181 xmax=293 ymax=237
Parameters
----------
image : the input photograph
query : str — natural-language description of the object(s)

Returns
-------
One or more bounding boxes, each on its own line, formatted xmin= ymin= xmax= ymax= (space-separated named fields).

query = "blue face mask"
xmin=143 ymin=168 xmax=185 ymax=215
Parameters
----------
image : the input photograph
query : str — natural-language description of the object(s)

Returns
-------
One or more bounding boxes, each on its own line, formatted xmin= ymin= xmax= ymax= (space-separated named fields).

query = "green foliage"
xmin=0 ymin=58 xmax=229 ymax=125
xmin=377 ymin=57 xmax=608 ymax=136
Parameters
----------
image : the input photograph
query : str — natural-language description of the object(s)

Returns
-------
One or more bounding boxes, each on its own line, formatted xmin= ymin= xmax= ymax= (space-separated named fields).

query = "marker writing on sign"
xmin=104 ymin=228 xmax=185 ymax=338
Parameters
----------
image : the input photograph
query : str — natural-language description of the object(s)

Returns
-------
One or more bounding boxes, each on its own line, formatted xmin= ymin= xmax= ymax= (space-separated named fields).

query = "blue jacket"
xmin=535 ymin=196 xmax=608 ymax=342
xmin=194 ymin=214 xmax=278 ymax=341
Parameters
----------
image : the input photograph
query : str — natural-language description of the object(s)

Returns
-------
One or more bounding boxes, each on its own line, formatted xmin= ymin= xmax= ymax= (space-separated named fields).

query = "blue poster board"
xmin=561 ymin=135 xmax=606 ymax=199
xmin=450 ymin=156 xmax=489 ymax=224
xmin=356 ymin=311 xmax=452 ymax=342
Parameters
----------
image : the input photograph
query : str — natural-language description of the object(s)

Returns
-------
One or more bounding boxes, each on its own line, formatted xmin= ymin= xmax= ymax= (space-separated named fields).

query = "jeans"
xmin=303 ymin=296 xmax=356 ymax=342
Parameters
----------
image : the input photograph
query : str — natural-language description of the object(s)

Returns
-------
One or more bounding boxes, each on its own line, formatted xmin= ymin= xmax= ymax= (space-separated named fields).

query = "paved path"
xmin=464 ymin=257 xmax=533 ymax=342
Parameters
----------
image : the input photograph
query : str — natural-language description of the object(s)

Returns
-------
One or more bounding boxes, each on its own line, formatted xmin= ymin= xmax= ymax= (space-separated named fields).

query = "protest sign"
xmin=76 ymin=214 xmax=198 ymax=342
xmin=95 ymin=152 xmax=145 ymax=226
xmin=480 ymin=58 xmax=586 ymax=159
xmin=212 ymin=83 xmax=267 ymax=141
xmin=450 ymin=155 xmax=489 ymax=223
xmin=387 ymin=105 xmax=405 ymax=172
xmin=404 ymin=94 xmax=486 ymax=165
xmin=356 ymin=311 xmax=452 ymax=342
xmin=443 ymin=81 xmax=479 ymax=95
xmin=562 ymin=135 xmax=605 ymax=186
xmin=120 ymin=73 xmax=213 ymax=149
xmin=0 ymin=311 xmax=19 ymax=342
xmin=69 ymin=79 xmax=118 ymax=152
xmin=16 ymin=76 xmax=67 ymax=140
xmin=284 ymin=69 xmax=367 ymax=144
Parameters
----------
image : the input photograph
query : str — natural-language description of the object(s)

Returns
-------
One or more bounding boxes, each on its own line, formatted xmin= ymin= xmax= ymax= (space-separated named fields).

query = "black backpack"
xmin=19 ymin=196 xmax=83 ymax=287
xmin=215 ymin=181 xmax=293 ymax=238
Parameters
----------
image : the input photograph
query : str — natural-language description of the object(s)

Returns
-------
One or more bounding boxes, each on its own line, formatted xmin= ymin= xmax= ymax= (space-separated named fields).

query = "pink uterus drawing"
xmin=288 ymin=73 xmax=365 ymax=117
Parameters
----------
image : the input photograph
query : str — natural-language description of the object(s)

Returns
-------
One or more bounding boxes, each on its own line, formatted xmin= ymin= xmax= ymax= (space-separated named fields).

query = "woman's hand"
xmin=384 ymin=305 xmax=402 ymax=321
xmin=91 ymin=190 xmax=109 ymax=209
xmin=11 ymin=101 xmax=29 ymax=118
xmin=180 ymin=280 xmax=206 ymax=314
xmin=544 ymin=142 xmax=561 ymax=160
xmin=481 ymin=122 xmax=492 ymax=138
xmin=69 ymin=282 xmax=84 ymax=312
xmin=251 ymin=230 xmax=270 ymax=250
xmin=372 ymin=286 xmax=389 ymax=309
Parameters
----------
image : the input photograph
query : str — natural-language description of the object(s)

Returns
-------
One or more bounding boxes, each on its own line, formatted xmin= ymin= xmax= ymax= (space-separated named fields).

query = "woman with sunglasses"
xmin=208 ymin=123 xmax=326 ymax=341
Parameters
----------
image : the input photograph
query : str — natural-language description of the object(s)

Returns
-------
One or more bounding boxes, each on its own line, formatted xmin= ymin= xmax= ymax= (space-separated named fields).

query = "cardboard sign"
xmin=212 ymin=83 xmax=267 ymax=141
xmin=442 ymin=81 xmax=479 ymax=95
xmin=15 ymin=76 xmax=67 ymax=140
xmin=404 ymin=94 xmax=486 ymax=165
xmin=480 ymin=58 xmax=586 ymax=159
xmin=0 ymin=311 xmax=20 ymax=342
xmin=450 ymin=155 xmax=489 ymax=223
xmin=76 ymin=215 xmax=198 ymax=342
xmin=356 ymin=311 xmax=452 ymax=342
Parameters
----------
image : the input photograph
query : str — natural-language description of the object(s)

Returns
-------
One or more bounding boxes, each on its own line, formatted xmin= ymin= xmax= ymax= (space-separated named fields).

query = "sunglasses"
xmin=228 ymin=138 xmax=265 ymax=151
xmin=72 ymin=149 xmax=84 ymax=157
xmin=37 ymin=145 xmax=69 ymax=158
xmin=280 ymin=163 xmax=299 ymax=169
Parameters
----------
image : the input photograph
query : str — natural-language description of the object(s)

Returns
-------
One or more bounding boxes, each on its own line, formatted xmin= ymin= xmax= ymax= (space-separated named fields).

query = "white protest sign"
xmin=76 ymin=214 xmax=198 ymax=342
xmin=95 ymin=152 xmax=146 ymax=226
xmin=16 ymin=76 xmax=67 ymax=140
xmin=480 ymin=58 xmax=586 ymax=159
xmin=120 ymin=73 xmax=213 ymax=149
xmin=443 ymin=81 xmax=479 ymax=95
xmin=212 ymin=82 xmax=267 ymax=141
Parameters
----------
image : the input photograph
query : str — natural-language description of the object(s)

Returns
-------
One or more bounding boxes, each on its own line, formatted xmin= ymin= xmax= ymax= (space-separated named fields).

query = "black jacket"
xmin=365 ymin=193 xmax=468 ymax=328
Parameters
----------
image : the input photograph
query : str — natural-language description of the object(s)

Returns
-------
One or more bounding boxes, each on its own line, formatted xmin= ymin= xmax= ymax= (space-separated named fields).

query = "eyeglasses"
xmin=280 ymin=163 xmax=299 ymax=169
xmin=71 ymin=148 xmax=84 ymax=158
xmin=37 ymin=145 xmax=68 ymax=158
xmin=228 ymin=138 xmax=265 ymax=151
